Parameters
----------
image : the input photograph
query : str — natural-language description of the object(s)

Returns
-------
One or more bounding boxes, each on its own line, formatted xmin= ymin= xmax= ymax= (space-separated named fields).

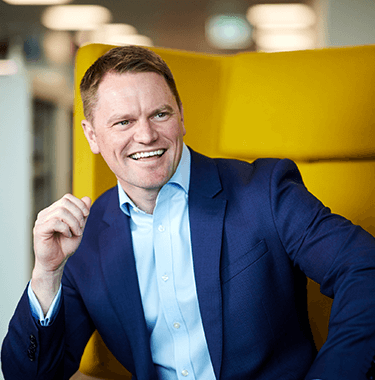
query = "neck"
xmin=133 ymin=202 xmax=154 ymax=215
xmin=127 ymin=188 xmax=159 ymax=215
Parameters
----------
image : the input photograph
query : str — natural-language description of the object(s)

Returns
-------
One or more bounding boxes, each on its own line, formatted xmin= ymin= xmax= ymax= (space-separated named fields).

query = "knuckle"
xmin=62 ymin=193 xmax=74 ymax=203
xmin=60 ymin=197 xmax=70 ymax=208
xmin=33 ymin=219 xmax=43 ymax=232
xmin=36 ymin=209 xmax=46 ymax=220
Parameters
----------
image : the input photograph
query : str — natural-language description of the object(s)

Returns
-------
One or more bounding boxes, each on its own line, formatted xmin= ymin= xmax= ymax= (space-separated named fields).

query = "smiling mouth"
xmin=130 ymin=149 xmax=166 ymax=160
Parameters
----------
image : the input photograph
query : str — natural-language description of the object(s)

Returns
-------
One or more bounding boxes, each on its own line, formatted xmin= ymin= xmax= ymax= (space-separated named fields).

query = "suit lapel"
xmin=96 ymin=151 xmax=226 ymax=379
xmin=189 ymin=150 xmax=227 ymax=379
xmin=98 ymin=191 xmax=155 ymax=376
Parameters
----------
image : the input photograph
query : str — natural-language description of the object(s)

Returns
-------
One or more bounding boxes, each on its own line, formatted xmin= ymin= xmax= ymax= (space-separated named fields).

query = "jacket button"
xmin=27 ymin=336 xmax=37 ymax=362
xmin=29 ymin=335 xmax=37 ymax=345
xmin=27 ymin=347 xmax=36 ymax=361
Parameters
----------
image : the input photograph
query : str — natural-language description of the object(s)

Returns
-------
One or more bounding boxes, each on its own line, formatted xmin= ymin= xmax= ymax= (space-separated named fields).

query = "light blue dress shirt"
xmin=28 ymin=144 xmax=216 ymax=380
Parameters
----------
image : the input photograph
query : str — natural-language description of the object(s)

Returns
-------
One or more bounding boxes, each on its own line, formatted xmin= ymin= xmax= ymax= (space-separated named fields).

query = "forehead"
xmin=97 ymin=71 xmax=173 ymax=103
xmin=91 ymin=72 xmax=178 ymax=126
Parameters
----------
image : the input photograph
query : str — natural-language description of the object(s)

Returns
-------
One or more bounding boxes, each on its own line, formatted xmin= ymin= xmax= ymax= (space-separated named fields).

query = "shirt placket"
xmin=154 ymin=186 xmax=195 ymax=379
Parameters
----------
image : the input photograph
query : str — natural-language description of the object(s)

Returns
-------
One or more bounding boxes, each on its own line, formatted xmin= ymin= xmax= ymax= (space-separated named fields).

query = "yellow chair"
xmin=73 ymin=43 xmax=375 ymax=379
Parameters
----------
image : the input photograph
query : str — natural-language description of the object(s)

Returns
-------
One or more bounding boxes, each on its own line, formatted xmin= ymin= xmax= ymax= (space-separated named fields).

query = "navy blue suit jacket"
xmin=2 ymin=150 xmax=375 ymax=379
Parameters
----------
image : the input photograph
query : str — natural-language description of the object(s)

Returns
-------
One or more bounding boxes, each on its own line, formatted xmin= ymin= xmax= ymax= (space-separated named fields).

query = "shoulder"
xmin=190 ymin=146 xmax=296 ymax=174
xmin=214 ymin=157 xmax=280 ymax=181
xmin=189 ymin=148 xmax=304 ymax=197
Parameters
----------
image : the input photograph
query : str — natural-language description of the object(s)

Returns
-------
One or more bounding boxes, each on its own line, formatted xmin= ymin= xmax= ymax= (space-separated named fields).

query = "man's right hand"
xmin=31 ymin=194 xmax=91 ymax=314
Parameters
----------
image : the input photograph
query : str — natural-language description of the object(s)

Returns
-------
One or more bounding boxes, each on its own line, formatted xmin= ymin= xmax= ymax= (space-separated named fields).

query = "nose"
xmin=133 ymin=119 xmax=158 ymax=144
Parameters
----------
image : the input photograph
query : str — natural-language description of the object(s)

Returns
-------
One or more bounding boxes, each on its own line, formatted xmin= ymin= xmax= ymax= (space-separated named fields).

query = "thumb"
xmin=81 ymin=196 xmax=92 ymax=212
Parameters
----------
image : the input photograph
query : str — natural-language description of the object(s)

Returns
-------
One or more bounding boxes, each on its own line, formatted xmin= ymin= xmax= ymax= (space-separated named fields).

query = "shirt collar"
xmin=118 ymin=143 xmax=191 ymax=216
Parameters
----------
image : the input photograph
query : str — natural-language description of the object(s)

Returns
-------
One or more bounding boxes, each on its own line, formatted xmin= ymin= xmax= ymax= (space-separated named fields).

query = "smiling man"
xmin=81 ymin=71 xmax=186 ymax=214
xmin=2 ymin=46 xmax=375 ymax=380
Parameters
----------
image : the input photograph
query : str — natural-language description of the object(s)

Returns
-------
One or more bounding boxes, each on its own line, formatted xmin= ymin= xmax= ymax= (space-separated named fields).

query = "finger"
xmin=61 ymin=194 xmax=91 ymax=219
xmin=52 ymin=219 xmax=76 ymax=238
xmin=37 ymin=203 xmax=84 ymax=238
xmin=50 ymin=195 xmax=88 ymax=230
xmin=40 ymin=210 xmax=82 ymax=238
xmin=38 ymin=194 xmax=90 ymax=222
xmin=34 ymin=217 xmax=76 ymax=239
xmin=81 ymin=196 xmax=92 ymax=213
xmin=35 ymin=194 xmax=91 ymax=238
xmin=36 ymin=195 xmax=83 ymax=223
xmin=65 ymin=196 xmax=91 ymax=232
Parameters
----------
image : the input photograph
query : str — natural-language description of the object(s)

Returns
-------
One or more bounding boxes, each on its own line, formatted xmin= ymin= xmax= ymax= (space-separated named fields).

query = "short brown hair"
xmin=80 ymin=45 xmax=182 ymax=123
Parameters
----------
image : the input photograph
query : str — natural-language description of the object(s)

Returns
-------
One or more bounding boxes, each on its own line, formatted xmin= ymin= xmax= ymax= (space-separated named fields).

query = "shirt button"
xmin=162 ymin=274 xmax=169 ymax=282
xmin=181 ymin=369 xmax=189 ymax=377
xmin=158 ymin=225 xmax=165 ymax=232
xmin=173 ymin=322 xmax=180 ymax=329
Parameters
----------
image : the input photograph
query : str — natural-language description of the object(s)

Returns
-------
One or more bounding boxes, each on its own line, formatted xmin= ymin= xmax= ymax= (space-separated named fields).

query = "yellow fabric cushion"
xmin=219 ymin=45 xmax=375 ymax=160
xmin=78 ymin=331 xmax=131 ymax=379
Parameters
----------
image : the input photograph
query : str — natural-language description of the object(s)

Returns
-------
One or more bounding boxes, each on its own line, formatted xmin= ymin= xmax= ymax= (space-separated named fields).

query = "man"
xmin=2 ymin=46 xmax=375 ymax=380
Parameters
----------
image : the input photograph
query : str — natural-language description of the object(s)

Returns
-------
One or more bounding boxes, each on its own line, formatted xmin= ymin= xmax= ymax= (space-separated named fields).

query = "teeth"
xmin=131 ymin=149 xmax=165 ymax=160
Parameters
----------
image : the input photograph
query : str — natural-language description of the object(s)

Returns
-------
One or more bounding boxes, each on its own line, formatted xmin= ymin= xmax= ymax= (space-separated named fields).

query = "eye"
xmin=116 ymin=120 xmax=130 ymax=127
xmin=154 ymin=111 xmax=170 ymax=120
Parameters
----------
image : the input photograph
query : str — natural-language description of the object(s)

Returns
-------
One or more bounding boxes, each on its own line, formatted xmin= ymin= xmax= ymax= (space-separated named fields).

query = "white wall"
xmin=322 ymin=0 xmax=375 ymax=46
xmin=0 ymin=46 xmax=32 ymax=380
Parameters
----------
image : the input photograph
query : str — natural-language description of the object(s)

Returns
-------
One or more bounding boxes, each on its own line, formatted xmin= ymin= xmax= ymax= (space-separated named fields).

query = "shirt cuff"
xmin=27 ymin=280 xmax=62 ymax=326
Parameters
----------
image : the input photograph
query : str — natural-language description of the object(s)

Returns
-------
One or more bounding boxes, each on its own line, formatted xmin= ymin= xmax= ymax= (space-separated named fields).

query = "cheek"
xmin=97 ymin=132 xmax=122 ymax=150
xmin=167 ymin=124 xmax=185 ymax=141
xmin=95 ymin=137 xmax=116 ymax=159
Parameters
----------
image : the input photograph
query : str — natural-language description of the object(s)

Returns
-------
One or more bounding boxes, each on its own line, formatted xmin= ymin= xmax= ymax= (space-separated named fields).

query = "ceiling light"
xmin=247 ymin=4 xmax=316 ymax=29
xmin=94 ymin=23 xmax=138 ymax=40
xmin=254 ymin=29 xmax=316 ymax=52
xmin=2 ymin=0 xmax=71 ymax=4
xmin=41 ymin=5 xmax=112 ymax=31
xmin=75 ymin=23 xmax=138 ymax=46
xmin=206 ymin=14 xmax=252 ymax=50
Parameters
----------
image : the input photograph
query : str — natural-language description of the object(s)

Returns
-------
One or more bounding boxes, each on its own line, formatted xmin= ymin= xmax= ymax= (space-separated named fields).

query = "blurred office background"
xmin=1 ymin=0 xmax=375 ymax=376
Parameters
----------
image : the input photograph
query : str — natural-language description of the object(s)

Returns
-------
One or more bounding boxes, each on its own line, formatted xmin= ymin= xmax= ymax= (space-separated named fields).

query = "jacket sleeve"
xmin=269 ymin=158 xmax=375 ymax=379
xmin=1 ymin=280 xmax=95 ymax=380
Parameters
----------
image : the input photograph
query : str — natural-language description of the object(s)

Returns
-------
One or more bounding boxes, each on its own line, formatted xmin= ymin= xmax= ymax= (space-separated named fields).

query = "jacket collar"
xmin=99 ymin=190 xmax=157 ymax=378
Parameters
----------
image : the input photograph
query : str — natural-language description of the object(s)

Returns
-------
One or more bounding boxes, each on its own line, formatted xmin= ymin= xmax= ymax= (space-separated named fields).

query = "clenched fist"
xmin=31 ymin=194 xmax=91 ymax=314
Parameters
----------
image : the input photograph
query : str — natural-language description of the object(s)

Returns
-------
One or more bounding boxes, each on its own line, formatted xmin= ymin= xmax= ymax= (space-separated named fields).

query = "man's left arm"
xmin=270 ymin=159 xmax=375 ymax=380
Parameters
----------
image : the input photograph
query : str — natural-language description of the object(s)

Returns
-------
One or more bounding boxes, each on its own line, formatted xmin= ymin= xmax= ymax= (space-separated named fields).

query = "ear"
xmin=81 ymin=120 xmax=100 ymax=154
xmin=179 ymin=104 xmax=186 ymax=136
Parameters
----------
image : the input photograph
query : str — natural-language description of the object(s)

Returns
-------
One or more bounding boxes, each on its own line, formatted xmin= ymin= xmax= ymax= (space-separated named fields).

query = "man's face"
xmin=82 ymin=71 xmax=186 ymax=199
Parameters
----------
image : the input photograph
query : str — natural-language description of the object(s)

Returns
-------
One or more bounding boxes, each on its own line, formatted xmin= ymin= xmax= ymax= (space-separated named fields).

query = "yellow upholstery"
xmin=219 ymin=47 xmax=375 ymax=160
xmin=73 ymin=43 xmax=375 ymax=378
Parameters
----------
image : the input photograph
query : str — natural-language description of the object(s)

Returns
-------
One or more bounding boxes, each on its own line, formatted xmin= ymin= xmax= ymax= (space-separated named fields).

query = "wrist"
xmin=31 ymin=265 xmax=64 ymax=315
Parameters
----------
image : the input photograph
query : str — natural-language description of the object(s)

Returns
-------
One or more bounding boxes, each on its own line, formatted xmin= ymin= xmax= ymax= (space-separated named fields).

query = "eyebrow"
xmin=106 ymin=113 xmax=131 ymax=126
xmin=151 ymin=104 xmax=174 ymax=116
